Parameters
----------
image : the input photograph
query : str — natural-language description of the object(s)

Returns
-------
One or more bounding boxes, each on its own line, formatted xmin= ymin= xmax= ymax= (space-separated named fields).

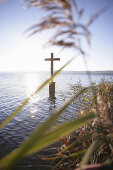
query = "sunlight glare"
xmin=25 ymin=73 xmax=40 ymax=95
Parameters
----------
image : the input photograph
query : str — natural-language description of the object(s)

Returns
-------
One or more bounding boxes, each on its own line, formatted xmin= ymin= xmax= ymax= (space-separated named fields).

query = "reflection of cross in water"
xmin=45 ymin=53 xmax=60 ymax=83
xmin=45 ymin=53 xmax=60 ymax=98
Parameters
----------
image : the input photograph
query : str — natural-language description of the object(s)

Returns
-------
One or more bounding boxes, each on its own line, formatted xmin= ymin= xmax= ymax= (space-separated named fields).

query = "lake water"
xmin=0 ymin=72 xmax=113 ymax=160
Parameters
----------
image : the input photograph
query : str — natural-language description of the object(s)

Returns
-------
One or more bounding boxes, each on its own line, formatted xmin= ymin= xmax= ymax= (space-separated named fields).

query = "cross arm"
xmin=53 ymin=58 xmax=60 ymax=61
xmin=45 ymin=58 xmax=51 ymax=61
xmin=45 ymin=58 xmax=60 ymax=61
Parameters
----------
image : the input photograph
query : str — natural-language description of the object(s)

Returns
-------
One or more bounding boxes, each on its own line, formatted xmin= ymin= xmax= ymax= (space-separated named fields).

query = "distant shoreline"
xmin=60 ymin=71 xmax=113 ymax=75
xmin=0 ymin=71 xmax=113 ymax=75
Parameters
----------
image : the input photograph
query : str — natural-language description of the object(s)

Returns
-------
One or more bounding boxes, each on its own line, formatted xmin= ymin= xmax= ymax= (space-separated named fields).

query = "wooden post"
xmin=45 ymin=53 xmax=60 ymax=98
xmin=49 ymin=82 xmax=55 ymax=98
xmin=51 ymin=53 xmax=53 ymax=80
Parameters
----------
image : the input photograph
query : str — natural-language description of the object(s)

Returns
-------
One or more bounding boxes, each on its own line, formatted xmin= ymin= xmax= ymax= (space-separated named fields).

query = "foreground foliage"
xmin=0 ymin=78 xmax=113 ymax=170
xmin=34 ymin=80 xmax=113 ymax=169
xmin=25 ymin=0 xmax=105 ymax=54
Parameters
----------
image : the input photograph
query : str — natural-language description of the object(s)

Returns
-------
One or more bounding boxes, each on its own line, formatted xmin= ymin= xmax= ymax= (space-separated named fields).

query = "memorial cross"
xmin=45 ymin=53 xmax=60 ymax=82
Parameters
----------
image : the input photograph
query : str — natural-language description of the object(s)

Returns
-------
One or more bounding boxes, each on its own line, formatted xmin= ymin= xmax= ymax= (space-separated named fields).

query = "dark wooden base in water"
xmin=49 ymin=82 xmax=55 ymax=98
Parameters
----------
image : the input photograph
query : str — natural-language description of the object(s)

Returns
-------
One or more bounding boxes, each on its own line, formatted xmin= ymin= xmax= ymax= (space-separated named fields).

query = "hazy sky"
xmin=0 ymin=0 xmax=113 ymax=72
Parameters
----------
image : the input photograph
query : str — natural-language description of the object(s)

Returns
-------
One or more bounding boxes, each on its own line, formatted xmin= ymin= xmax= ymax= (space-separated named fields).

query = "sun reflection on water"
xmin=25 ymin=73 xmax=40 ymax=95
xmin=25 ymin=73 xmax=41 ymax=118
xmin=24 ymin=73 xmax=49 ymax=118
xmin=30 ymin=106 xmax=38 ymax=118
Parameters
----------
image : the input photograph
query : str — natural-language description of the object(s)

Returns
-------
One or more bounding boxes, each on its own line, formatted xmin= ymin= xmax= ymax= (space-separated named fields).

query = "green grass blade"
xmin=53 ymin=150 xmax=86 ymax=170
xmin=59 ymin=131 xmax=95 ymax=155
xmin=0 ymin=87 xmax=90 ymax=169
xmin=0 ymin=112 xmax=94 ymax=170
xmin=0 ymin=56 xmax=75 ymax=130
xmin=79 ymin=138 xmax=104 ymax=170
xmin=52 ymin=159 xmax=63 ymax=170
xmin=67 ymin=149 xmax=86 ymax=159
xmin=25 ymin=112 xmax=95 ymax=155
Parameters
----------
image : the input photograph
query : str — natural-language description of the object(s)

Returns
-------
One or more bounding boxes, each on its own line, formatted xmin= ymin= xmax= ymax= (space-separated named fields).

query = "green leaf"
xmin=67 ymin=149 xmax=86 ymax=158
xmin=0 ymin=112 xmax=95 ymax=170
xmin=53 ymin=150 xmax=86 ymax=169
xmin=0 ymin=86 xmax=88 ymax=168
xmin=79 ymin=138 xmax=104 ymax=170
xmin=26 ymin=112 xmax=95 ymax=155
xmin=59 ymin=131 xmax=95 ymax=155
